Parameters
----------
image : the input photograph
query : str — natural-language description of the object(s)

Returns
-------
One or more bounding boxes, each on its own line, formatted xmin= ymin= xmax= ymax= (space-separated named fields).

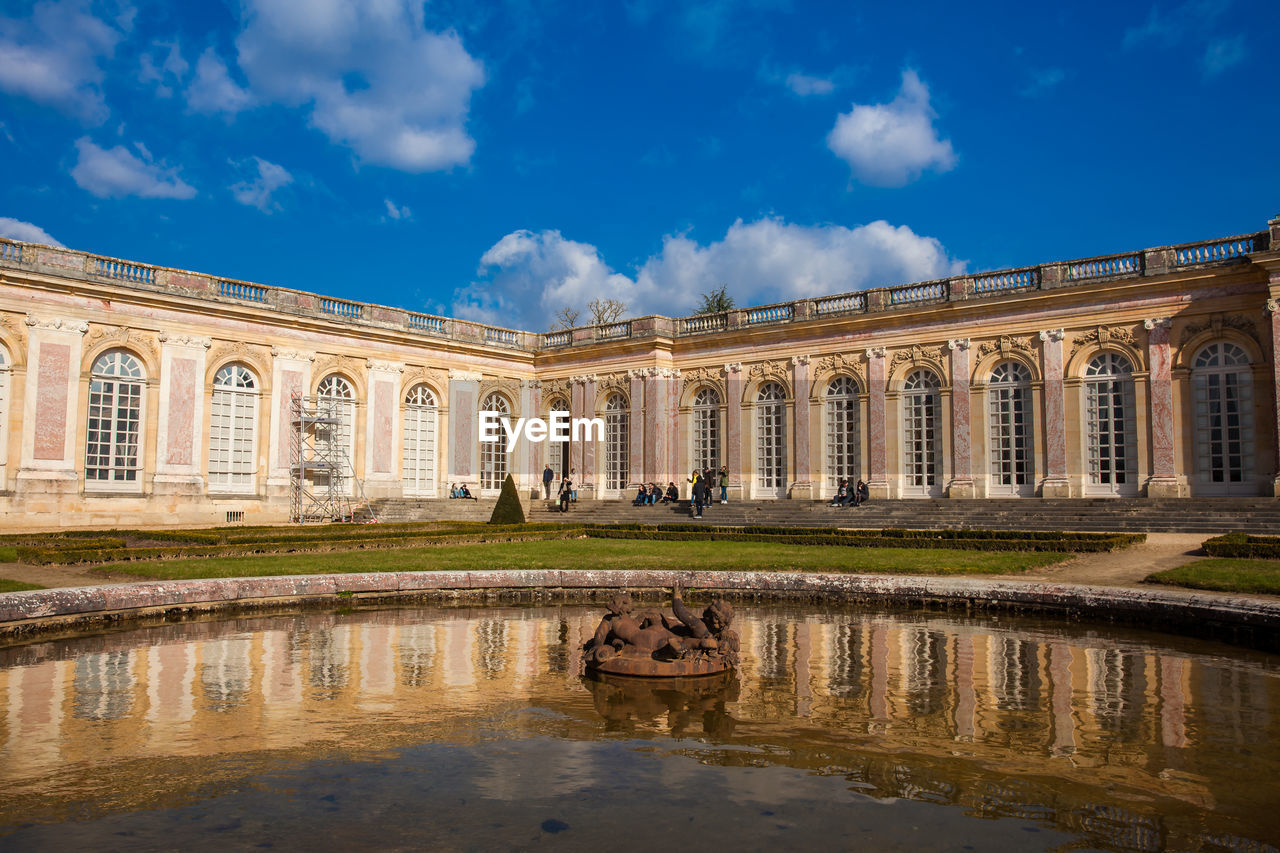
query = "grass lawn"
xmin=92 ymin=538 xmax=1072 ymax=581
xmin=0 ymin=578 xmax=44 ymax=592
xmin=1147 ymin=559 xmax=1280 ymax=595
xmin=0 ymin=547 xmax=17 ymax=562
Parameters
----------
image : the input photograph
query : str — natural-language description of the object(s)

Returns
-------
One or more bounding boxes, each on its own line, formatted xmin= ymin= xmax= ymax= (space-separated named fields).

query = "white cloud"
xmin=0 ymin=216 xmax=63 ymax=246
xmin=785 ymin=72 xmax=835 ymax=96
xmin=1020 ymin=67 xmax=1066 ymax=97
xmin=230 ymin=157 xmax=292 ymax=211
xmin=1202 ymin=35 xmax=1246 ymax=75
xmin=1123 ymin=0 xmax=1229 ymax=48
xmin=456 ymin=218 xmax=962 ymax=330
xmin=71 ymin=137 xmax=196 ymax=199
xmin=138 ymin=40 xmax=189 ymax=98
xmin=190 ymin=0 xmax=485 ymax=172
xmin=0 ymin=0 xmax=129 ymax=123
xmin=186 ymin=47 xmax=253 ymax=115
xmin=383 ymin=198 xmax=411 ymax=220
xmin=827 ymin=70 xmax=956 ymax=187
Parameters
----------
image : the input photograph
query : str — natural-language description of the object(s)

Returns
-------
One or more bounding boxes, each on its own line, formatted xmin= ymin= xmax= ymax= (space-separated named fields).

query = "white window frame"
xmin=317 ymin=374 xmax=356 ymax=496
xmin=825 ymin=376 xmax=860 ymax=492
xmin=1084 ymin=353 xmax=1138 ymax=496
xmin=1192 ymin=341 xmax=1255 ymax=495
xmin=604 ymin=393 xmax=628 ymax=494
xmin=209 ymin=363 xmax=259 ymax=494
xmin=987 ymin=361 xmax=1034 ymax=497
xmin=755 ymin=382 xmax=786 ymax=497
xmin=692 ymin=387 xmax=721 ymax=472
xmin=480 ymin=392 xmax=509 ymax=493
xmin=901 ymin=369 xmax=943 ymax=498
xmin=85 ymin=349 xmax=146 ymax=491
xmin=0 ymin=346 xmax=8 ymax=477
xmin=402 ymin=384 xmax=439 ymax=497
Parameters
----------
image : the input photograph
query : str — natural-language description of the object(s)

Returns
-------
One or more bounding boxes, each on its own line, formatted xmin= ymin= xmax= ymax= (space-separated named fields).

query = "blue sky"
xmin=1 ymin=0 xmax=1276 ymax=331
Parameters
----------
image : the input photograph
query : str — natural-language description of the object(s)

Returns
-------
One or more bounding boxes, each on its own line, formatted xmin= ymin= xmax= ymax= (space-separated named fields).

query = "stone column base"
xmin=15 ymin=468 xmax=80 ymax=497
xmin=946 ymin=479 xmax=975 ymax=499
xmin=1040 ymin=478 xmax=1071 ymax=498
xmin=1145 ymin=477 xmax=1183 ymax=498
xmin=151 ymin=474 xmax=206 ymax=498
xmin=868 ymin=480 xmax=890 ymax=500
xmin=789 ymin=482 xmax=813 ymax=501
xmin=1273 ymin=475 xmax=1280 ymax=497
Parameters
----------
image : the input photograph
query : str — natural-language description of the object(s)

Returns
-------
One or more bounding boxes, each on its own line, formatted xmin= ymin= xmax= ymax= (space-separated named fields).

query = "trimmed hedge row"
xmin=582 ymin=528 xmax=1137 ymax=552
xmin=16 ymin=528 xmax=587 ymax=566
xmin=1202 ymin=533 xmax=1280 ymax=560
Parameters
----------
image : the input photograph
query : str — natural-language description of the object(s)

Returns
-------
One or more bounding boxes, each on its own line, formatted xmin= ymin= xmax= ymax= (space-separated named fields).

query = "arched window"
xmin=825 ymin=376 xmax=860 ymax=491
xmin=987 ymin=361 xmax=1034 ymax=496
xmin=402 ymin=384 xmax=438 ymax=497
xmin=604 ymin=393 xmax=628 ymax=493
xmin=902 ymin=369 xmax=942 ymax=497
xmin=480 ymin=392 xmax=509 ymax=492
xmin=317 ymin=374 xmax=356 ymax=494
xmin=545 ymin=396 xmax=570 ymax=479
xmin=1084 ymin=353 xmax=1137 ymax=495
xmin=209 ymin=363 xmax=258 ymax=493
xmin=86 ymin=349 xmax=145 ymax=489
xmin=755 ymin=382 xmax=786 ymax=496
xmin=692 ymin=387 xmax=721 ymax=471
xmin=1192 ymin=342 xmax=1254 ymax=494
xmin=0 ymin=346 xmax=8 ymax=473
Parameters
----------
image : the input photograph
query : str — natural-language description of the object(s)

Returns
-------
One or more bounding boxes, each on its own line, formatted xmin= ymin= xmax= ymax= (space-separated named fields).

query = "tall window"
xmin=604 ymin=393 xmax=628 ymax=493
xmin=825 ymin=376 xmax=860 ymax=490
xmin=86 ymin=349 xmax=145 ymax=489
xmin=755 ymin=382 xmax=786 ymax=496
xmin=1084 ymin=352 xmax=1137 ymax=495
xmin=987 ymin=361 xmax=1034 ymax=496
xmin=1192 ymin=342 xmax=1254 ymax=494
xmin=0 ymin=346 xmax=8 ymax=473
xmin=402 ymin=384 xmax=438 ymax=496
xmin=480 ymin=392 xmax=509 ymax=491
xmin=902 ymin=369 xmax=942 ymax=497
xmin=209 ymin=363 xmax=258 ymax=493
xmin=317 ymin=374 xmax=356 ymax=494
xmin=545 ymin=396 xmax=569 ymax=478
xmin=692 ymin=387 xmax=720 ymax=471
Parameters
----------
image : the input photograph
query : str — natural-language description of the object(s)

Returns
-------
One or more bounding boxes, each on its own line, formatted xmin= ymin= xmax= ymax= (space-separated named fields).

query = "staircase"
xmin=364 ymin=497 xmax=498 ymax=523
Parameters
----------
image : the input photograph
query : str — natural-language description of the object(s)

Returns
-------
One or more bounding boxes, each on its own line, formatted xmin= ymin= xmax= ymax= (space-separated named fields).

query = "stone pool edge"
xmin=2 ymin=571 xmax=1278 ymax=651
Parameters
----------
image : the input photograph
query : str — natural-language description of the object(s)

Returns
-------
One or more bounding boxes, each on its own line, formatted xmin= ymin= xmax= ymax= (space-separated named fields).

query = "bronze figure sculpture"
xmin=584 ymin=586 xmax=740 ymax=677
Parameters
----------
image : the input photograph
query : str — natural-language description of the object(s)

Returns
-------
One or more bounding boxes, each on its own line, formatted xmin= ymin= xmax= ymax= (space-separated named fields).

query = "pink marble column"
xmin=642 ymin=369 xmax=663 ymax=484
xmin=570 ymin=377 xmax=586 ymax=483
xmin=724 ymin=363 xmax=744 ymax=501
xmin=31 ymin=342 xmax=71 ymax=462
xmin=581 ymin=376 xmax=598 ymax=499
xmin=947 ymin=338 xmax=974 ymax=498
xmin=521 ymin=379 xmax=542 ymax=498
xmin=866 ymin=347 xmax=888 ymax=498
xmin=447 ymin=371 xmax=480 ymax=486
xmin=1269 ymin=298 xmax=1280 ymax=496
xmin=1039 ymin=330 xmax=1070 ymax=497
xmin=628 ymin=370 xmax=644 ymax=488
xmin=665 ymin=369 xmax=681 ymax=487
xmin=1144 ymin=318 xmax=1178 ymax=496
xmin=790 ymin=356 xmax=812 ymax=499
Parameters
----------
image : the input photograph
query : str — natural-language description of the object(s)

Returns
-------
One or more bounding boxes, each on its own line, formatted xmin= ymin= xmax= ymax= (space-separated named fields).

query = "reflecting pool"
xmin=1 ymin=604 xmax=1277 ymax=851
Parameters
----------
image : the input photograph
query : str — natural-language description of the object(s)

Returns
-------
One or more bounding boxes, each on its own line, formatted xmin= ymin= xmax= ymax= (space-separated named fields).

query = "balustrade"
xmin=744 ymin=305 xmax=793 ymax=325
xmin=320 ymin=298 xmax=362 ymax=319
xmin=94 ymin=257 xmax=155 ymax=284
xmin=682 ymin=313 xmax=728 ymax=334
xmin=1174 ymin=236 xmax=1257 ymax=266
xmin=219 ymin=280 xmax=269 ymax=303
xmin=1067 ymin=254 xmax=1142 ymax=280
xmin=888 ymin=281 xmax=947 ymax=305
xmin=542 ymin=330 xmax=572 ymax=347
xmin=973 ymin=268 xmax=1039 ymax=293
xmin=408 ymin=312 xmax=447 ymax=334
xmin=484 ymin=326 xmax=519 ymax=346
xmin=813 ymin=293 xmax=866 ymax=316
xmin=0 ymin=241 xmax=20 ymax=262
xmin=596 ymin=321 xmax=630 ymax=340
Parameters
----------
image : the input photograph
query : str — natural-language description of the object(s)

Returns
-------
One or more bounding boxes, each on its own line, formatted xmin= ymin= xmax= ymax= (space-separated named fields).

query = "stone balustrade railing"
xmin=0 ymin=227 xmax=1270 ymax=354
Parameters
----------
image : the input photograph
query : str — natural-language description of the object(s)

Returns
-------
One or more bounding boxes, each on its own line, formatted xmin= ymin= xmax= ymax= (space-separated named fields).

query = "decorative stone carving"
xmin=681 ymin=364 xmax=723 ymax=388
xmin=480 ymin=378 xmax=522 ymax=408
xmin=365 ymin=359 xmax=405 ymax=373
xmin=270 ymin=347 xmax=315 ymax=362
xmin=1266 ymin=298 xmax=1278 ymax=315
xmin=158 ymin=332 xmax=212 ymax=349
xmin=313 ymin=353 xmax=361 ymax=380
xmin=1069 ymin=325 xmax=1137 ymax=359
xmin=1039 ymin=329 xmax=1065 ymax=343
xmin=403 ymin=366 xmax=448 ymax=396
xmin=26 ymin=315 xmax=88 ymax=333
xmin=948 ymin=338 xmax=970 ymax=351
xmin=889 ymin=344 xmax=944 ymax=371
xmin=1143 ymin=318 xmax=1171 ymax=331
xmin=0 ymin=313 xmax=28 ymax=350
xmin=85 ymin=324 xmax=159 ymax=365
xmin=209 ymin=341 xmax=270 ymax=377
xmin=724 ymin=362 xmax=743 ymax=374
xmin=813 ymin=352 xmax=867 ymax=389
xmin=448 ymin=368 xmax=483 ymax=382
xmin=748 ymin=359 xmax=789 ymax=386
xmin=977 ymin=335 xmax=1034 ymax=359
xmin=540 ymin=377 xmax=570 ymax=402
xmin=596 ymin=371 xmax=629 ymax=398
xmin=1178 ymin=313 xmax=1258 ymax=348
xmin=791 ymin=354 xmax=811 ymax=366
xmin=865 ymin=346 xmax=886 ymax=359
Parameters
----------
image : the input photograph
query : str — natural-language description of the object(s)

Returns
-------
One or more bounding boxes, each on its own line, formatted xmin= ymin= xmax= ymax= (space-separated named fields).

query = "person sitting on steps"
xmin=830 ymin=479 xmax=849 ymax=507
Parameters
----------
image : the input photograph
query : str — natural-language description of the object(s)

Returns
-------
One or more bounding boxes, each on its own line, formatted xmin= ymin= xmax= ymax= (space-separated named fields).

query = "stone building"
xmin=0 ymin=215 xmax=1277 ymax=526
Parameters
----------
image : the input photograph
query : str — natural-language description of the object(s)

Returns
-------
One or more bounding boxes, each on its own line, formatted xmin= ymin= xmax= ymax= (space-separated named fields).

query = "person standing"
xmin=718 ymin=467 xmax=729 ymax=504
xmin=558 ymin=473 xmax=573 ymax=513
xmin=542 ymin=464 xmax=554 ymax=499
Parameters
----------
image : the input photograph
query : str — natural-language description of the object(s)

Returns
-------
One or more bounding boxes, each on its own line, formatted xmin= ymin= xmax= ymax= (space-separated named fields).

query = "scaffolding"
xmin=289 ymin=395 xmax=374 ymax=523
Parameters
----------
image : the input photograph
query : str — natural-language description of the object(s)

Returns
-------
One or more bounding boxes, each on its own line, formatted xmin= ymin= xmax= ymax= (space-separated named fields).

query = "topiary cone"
xmin=489 ymin=473 xmax=526 ymax=524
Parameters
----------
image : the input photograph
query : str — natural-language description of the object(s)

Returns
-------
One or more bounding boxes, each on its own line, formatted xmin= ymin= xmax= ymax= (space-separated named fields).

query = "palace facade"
xmin=0 ymin=215 xmax=1277 ymax=526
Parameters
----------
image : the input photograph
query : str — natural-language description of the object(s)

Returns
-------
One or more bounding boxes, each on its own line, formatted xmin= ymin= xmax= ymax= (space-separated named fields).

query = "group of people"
xmin=633 ymin=482 xmax=679 ymax=506
xmin=830 ymin=478 xmax=870 ymax=507
xmin=448 ymin=483 xmax=477 ymax=500
xmin=688 ymin=466 xmax=729 ymax=518
xmin=543 ymin=464 xmax=578 ymax=513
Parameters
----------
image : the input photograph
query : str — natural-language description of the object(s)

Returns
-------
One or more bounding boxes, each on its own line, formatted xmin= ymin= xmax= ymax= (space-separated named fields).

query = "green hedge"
xmin=1202 ymin=533 xmax=1280 ymax=560
xmin=582 ymin=528 xmax=1137 ymax=552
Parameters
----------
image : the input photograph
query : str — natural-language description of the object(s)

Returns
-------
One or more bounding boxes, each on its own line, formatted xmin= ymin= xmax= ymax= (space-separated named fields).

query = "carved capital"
xmin=1266 ymin=298 xmax=1278 ymax=315
xmin=725 ymin=362 xmax=743 ymax=374
xmin=158 ymin=332 xmax=212 ymax=349
xmin=627 ymin=369 xmax=647 ymax=381
xmin=947 ymin=338 xmax=970 ymax=351
xmin=366 ymin=359 xmax=405 ymax=373
xmin=271 ymin=347 xmax=315 ymax=362
xmin=864 ymin=346 xmax=886 ymax=359
xmin=790 ymin=354 xmax=811 ymax=367
xmin=1143 ymin=318 xmax=1171 ymax=331
xmin=25 ymin=315 xmax=88 ymax=334
xmin=521 ymin=378 xmax=542 ymax=390
xmin=448 ymin=369 xmax=483 ymax=382
xmin=1039 ymin=329 xmax=1065 ymax=343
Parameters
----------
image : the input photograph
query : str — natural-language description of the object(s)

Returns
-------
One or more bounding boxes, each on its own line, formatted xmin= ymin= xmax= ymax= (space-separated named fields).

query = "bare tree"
xmin=553 ymin=306 xmax=581 ymax=330
xmin=588 ymin=298 xmax=627 ymax=325
xmin=696 ymin=285 xmax=735 ymax=315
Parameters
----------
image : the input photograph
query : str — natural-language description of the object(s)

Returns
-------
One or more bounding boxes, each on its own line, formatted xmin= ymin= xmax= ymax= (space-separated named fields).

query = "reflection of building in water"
xmin=0 ymin=608 xmax=1277 ymax=844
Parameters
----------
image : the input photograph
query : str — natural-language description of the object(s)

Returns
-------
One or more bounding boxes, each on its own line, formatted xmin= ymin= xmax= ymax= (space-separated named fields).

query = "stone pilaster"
xmin=571 ymin=374 xmax=598 ymax=500
xmin=790 ymin=355 xmax=813 ymax=499
xmin=17 ymin=316 xmax=88 ymax=499
xmin=1038 ymin=330 xmax=1070 ymax=497
xmin=447 ymin=369 xmax=482 ymax=490
xmin=946 ymin=338 xmax=974 ymax=498
xmin=267 ymin=348 xmax=315 ymax=487
xmin=664 ymin=368 xmax=681 ymax=488
xmin=1268 ymin=298 xmax=1280 ymax=495
xmin=724 ymin=362 xmax=744 ymax=501
xmin=154 ymin=333 xmax=212 ymax=496
xmin=363 ymin=360 xmax=404 ymax=498
xmin=521 ymin=379 xmax=542 ymax=498
xmin=865 ymin=347 xmax=888 ymax=499
xmin=1143 ymin=318 xmax=1180 ymax=497
xmin=627 ymin=370 xmax=645 ymax=489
